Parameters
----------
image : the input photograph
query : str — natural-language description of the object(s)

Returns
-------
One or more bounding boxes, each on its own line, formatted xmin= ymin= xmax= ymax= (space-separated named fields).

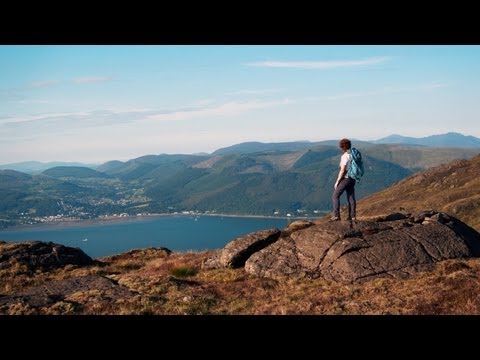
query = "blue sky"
xmin=1 ymin=45 xmax=479 ymax=164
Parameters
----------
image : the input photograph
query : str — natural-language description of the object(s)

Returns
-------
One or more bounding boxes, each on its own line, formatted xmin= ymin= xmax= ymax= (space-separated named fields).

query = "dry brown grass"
xmin=358 ymin=155 xmax=480 ymax=231
xmin=2 ymin=246 xmax=480 ymax=315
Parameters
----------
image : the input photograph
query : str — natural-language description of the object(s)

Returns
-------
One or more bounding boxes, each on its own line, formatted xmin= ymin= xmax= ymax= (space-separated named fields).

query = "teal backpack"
xmin=347 ymin=148 xmax=364 ymax=182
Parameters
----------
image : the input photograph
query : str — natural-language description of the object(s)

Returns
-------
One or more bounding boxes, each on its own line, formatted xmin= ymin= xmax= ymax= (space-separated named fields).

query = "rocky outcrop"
xmin=201 ymin=251 xmax=222 ymax=270
xmin=0 ymin=275 xmax=136 ymax=312
xmin=219 ymin=228 xmax=281 ymax=268
xmin=0 ymin=241 xmax=94 ymax=272
xmin=101 ymin=247 xmax=172 ymax=261
xmin=216 ymin=211 xmax=480 ymax=283
xmin=281 ymin=220 xmax=315 ymax=236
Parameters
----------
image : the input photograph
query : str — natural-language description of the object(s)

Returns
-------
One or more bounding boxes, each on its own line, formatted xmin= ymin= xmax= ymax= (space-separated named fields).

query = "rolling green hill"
xmin=95 ymin=160 xmax=125 ymax=173
xmin=212 ymin=141 xmax=315 ymax=155
xmin=362 ymin=145 xmax=479 ymax=171
xmin=97 ymin=154 xmax=208 ymax=181
xmin=0 ymin=161 xmax=97 ymax=174
xmin=0 ymin=170 xmax=84 ymax=218
xmin=374 ymin=132 xmax=480 ymax=148
xmin=43 ymin=166 xmax=110 ymax=179
xmin=143 ymin=147 xmax=412 ymax=215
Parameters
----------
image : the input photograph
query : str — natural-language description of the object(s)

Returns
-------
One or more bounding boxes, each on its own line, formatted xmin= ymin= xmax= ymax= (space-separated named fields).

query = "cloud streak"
xmin=418 ymin=82 xmax=450 ymax=91
xmin=72 ymin=76 xmax=112 ymax=84
xmin=299 ymin=82 xmax=450 ymax=103
xmin=15 ymin=99 xmax=51 ymax=104
xmin=0 ymin=111 xmax=90 ymax=125
xmin=246 ymin=57 xmax=391 ymax=69
xmin=226 ymin=88 xmax=282 ymax=95
xmin=25 ymin=80 xmax=62 ymax=89
xmin=20 ymin=76 xmax=112 ymax=90
xmin=1 ymin=81 xmax=449 ymax=143
xmin=145 ymin=99 xmax=291 ymax=122
xmin=0 ymin=99 xmax=292 ymax=140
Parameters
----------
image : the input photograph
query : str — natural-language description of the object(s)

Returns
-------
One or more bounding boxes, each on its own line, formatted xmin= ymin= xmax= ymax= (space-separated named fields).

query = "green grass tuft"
xmin=170 ymin=266 xmax=198 ymax=278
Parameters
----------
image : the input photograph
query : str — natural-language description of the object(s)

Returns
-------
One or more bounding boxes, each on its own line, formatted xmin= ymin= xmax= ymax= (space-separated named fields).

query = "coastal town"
xmin=0 ymin=205 xmax=326 ymax=229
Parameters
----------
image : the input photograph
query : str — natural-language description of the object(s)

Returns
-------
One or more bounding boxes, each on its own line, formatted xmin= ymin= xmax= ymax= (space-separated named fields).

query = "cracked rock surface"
xmin=236 ymin=211 xmax=480 ymax=282
xmin=219 ymin=228 xmax=281 ymax=268
xmin=0 ymin=275 xmax=136 ymax=309
xmin=0 ymin=241 xmax=94 ymax=272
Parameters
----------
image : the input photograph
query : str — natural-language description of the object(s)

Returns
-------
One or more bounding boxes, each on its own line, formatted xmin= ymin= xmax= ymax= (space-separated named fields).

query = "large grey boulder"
xmin=219 ymin=228 xmax=281 ymax=268
xmin=0 ymin=241 xmax=94 ymax=272
xmin=244 ymin=211 xmax=480 ymax=282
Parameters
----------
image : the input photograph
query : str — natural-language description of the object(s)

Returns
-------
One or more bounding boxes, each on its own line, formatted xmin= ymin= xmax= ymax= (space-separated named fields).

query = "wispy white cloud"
xmin=226 ymin=88 xmax=282 ymax=95
xmin=191 ymin=99 xmax=216 ymax=107
xmin=0 ymin=99 xmax=292 ymax=137
xmin=25 ymin=80 xmax=62 ymax=89
xmin=318 ymin=87 xmax=401 ymax=101
xmin=15 ymin=99 xmax=51 ymax=104
xmin=20 ymin=76 xmax=112 ymax=90
xmin=417 ymin=82 xmax=450 ymax=91
xmin=300 ymin=82 xmax=450 ymax=102
xmin=72 ymin=76 xmax=112 ymax=84
xmin=144 ymin=99 xmax=291 ymax=122
xmin=107 ymin=107 xmax=153 ymax=114
xmin=0 ymin=109 xmax=154 ymax=142
xmin=246 ymin=57 xmax=391 ymax=69
xmin=0 ymin=111 xmax=91 ymax=125
xmin=1 ymin=81 xmax=450 ymax=144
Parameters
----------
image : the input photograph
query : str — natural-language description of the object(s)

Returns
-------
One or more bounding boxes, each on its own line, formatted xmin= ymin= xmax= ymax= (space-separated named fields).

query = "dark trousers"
xmin=332 ymin=178 xmax=356 ymax=218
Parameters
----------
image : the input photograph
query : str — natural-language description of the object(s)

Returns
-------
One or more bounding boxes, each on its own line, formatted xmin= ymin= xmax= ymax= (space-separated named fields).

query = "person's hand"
xmin=334 ymin=181 xmax=338 ymax=190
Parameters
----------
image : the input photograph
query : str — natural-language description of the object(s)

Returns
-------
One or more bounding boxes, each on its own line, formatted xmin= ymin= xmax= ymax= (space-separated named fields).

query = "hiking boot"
xmin=329 ymin=215 xmax=341 ymax=221
xmin=347 ymin=217 xmax=357 ymax=221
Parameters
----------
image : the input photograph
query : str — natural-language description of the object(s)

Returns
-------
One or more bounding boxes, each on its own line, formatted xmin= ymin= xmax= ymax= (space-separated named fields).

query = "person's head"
xmin=339 ymin=138 xmax=351 ymax=152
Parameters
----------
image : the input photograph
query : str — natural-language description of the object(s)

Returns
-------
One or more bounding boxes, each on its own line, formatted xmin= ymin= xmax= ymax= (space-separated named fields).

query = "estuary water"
xmin=0 ymin=215 xmax=292 ymax=258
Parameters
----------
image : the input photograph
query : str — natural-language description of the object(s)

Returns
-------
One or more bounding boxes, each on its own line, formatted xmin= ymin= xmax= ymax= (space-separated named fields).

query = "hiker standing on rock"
xmin=331 ymin=138 xmax=357 ymax=221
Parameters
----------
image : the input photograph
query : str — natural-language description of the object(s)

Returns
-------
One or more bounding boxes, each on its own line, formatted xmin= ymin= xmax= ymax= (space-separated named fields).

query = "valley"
xmin=1 ymin=139 xmax=478 ymax=229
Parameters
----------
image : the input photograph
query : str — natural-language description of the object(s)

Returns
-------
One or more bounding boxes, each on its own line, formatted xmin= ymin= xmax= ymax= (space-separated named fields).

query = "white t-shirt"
xmin=340 ymin=152 xmax=352 ymax=178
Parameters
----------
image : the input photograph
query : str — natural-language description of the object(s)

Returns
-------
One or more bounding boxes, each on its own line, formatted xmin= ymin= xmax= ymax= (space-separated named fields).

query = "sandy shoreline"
xmin=0 ymin=212 xmax=323 ymax=232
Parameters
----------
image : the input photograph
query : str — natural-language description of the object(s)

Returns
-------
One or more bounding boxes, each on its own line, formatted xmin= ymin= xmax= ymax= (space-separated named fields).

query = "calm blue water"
xmin=0 ymin=216 xmax=291 ymax=258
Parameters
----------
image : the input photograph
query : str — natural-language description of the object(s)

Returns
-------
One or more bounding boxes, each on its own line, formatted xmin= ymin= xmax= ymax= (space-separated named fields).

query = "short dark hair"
xmin=339 ymin=138 xmax=351 ymax=150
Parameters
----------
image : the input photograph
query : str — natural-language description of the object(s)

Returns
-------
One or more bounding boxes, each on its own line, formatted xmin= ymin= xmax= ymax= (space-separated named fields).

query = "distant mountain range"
xmin=373 ymin=132 xmax=480 ymax=148
xmin=0 ymin=161 xmax=98 ymax=174
xmin=212 ymin=141 xmax=316 ymax=155
xmin=1 ymin=132 xmax=479 ymax=174
xmin=0 ymin=136 xmax=479 ymax=228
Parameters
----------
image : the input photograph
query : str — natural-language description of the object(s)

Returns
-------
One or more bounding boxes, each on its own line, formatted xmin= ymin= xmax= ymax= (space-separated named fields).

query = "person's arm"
xmin=334 ymin=164 xmax=347 ymax=189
